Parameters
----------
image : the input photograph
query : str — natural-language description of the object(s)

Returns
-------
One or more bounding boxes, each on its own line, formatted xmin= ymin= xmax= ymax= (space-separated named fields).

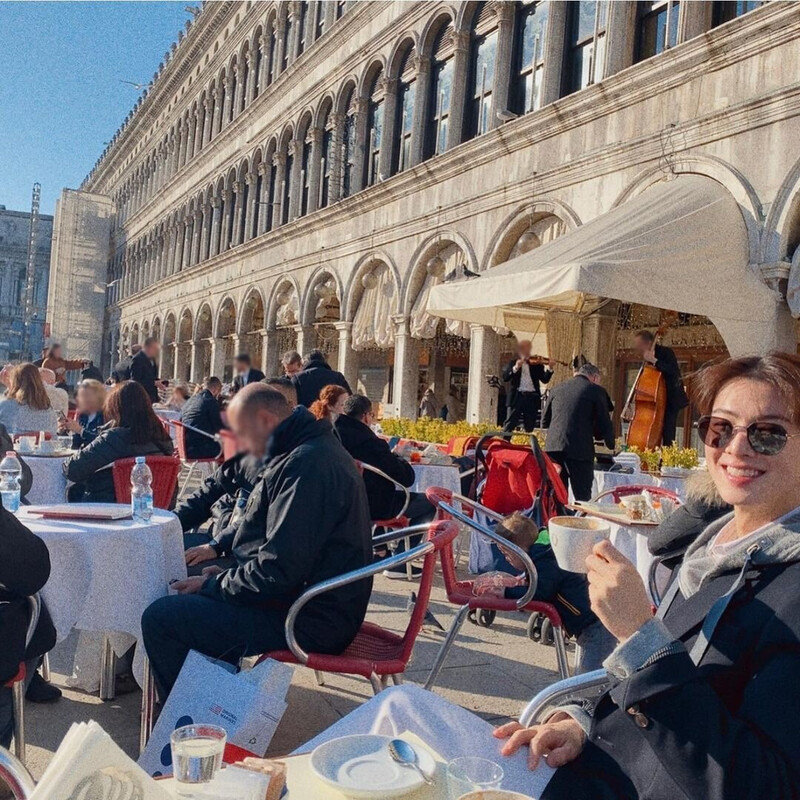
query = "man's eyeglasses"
xmin=697 ymin=415 xmax=800 ymax=456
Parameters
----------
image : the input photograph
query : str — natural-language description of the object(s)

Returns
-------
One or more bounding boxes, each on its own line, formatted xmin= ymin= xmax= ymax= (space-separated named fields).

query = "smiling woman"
xmin=495 ymin=351 xmax=800 ymax=799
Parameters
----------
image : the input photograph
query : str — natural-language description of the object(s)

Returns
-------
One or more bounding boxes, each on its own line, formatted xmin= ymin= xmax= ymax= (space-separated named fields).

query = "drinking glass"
xmin=57 ymin=435 xmax=72 ymax=452
xmin=170 ymin=724 xmax=227 ymax=793
xmin=446 ymin=756 xmax=504 ymax=799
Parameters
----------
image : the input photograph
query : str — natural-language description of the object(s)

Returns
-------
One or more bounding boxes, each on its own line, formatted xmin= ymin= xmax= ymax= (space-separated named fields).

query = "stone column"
xmin=351 ymin=98 xmax=369 ymax=194
xmin=271 ymin=152 xmax=286 ymax=229
xmin=191 ymin=208 xmax=203 ymax=265
xmin=182 ymin=217 xmax=193 ymax=270
xmin=189 ymin=342 xmax=203 ymax=384
xmin=231 ymin=182 xmax=244 ymax=247
xmin=243 ymin=173 xmax=257 ymax=242
xmin=605 ymin=1 xmax=637 ymax=78
xmin=446 ymin=30 xmax=471 ymax=151
xmin=410 ymin=57 xmax=430 ymax=168
xmin=193 ymin=107 xmax=204 ymax=157
xmin=391 ymin=316 xmax=420 ymax=419
xmin=198 ymin=204 xmax=211 ymax=262
xmin=323 ymin=0 xmax=335 ymax=32
xmin=274 ymin=15 xmax=286 ymax=76
xmin=220 ymin=189 xmax=233 ymax=251
xmin=334 ymin=321 xmax=358 ymax=389
xmin=541 ymin=1 xmax=568 ymax=106
xmin=256 ymin=162 xmax=271 ymax=235
xmin=491 ymin=2 xmax=516 ymax=128
xmin=329 ymin=112 xmax=345 ymax=204
xmin=173 ymin=222 xmax=185 ymax=274
xmin=247 ymin=50 xmax=258 ymax=104
xmin=289 ymin=140 xmax=304 ymax=221
xmin=185 ymin=113 xmax=196 ymax=163
xmin=293 ymin=324 xmax=314 ymax=356
xmin=210 ymin=196 xmax=222 ymax=257
xmin=258 ymin=34 xmax=270 ymax=91
xmin=261 ymin=329 xmax=281 ymax=376
xmin=378 ymin=77 xmax=398 ymax=181
xmin=171 ymin=344 xmax=181 ymax=381
xmin=290 ymin=1 xmax=303 ymax=63
xmin=305 ymin=126 xmax=323 ymax=215
xmin=203 ymin=95 xmax=214 ymax=145
xmin=209 ymin=337 xmax=226 ymax=378
xmin=466 ymin=325 xmax=500 ymax=424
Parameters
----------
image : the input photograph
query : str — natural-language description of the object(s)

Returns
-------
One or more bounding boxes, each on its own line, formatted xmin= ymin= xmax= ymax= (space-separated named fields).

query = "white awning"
xmin=428 ymin=176 xmax=789 ymax=355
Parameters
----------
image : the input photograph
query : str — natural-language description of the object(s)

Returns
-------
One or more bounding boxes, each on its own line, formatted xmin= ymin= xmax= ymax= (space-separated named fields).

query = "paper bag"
xmin=138 ymin=651 xmax=293 ymax=778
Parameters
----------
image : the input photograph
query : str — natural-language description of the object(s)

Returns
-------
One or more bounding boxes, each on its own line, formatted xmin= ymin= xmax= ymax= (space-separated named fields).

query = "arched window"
xmin=253 ymin=31 xmax=263 ymax=97
xmin=266 ymin=150 xmax=277 ymax=232
xmin=218 ymin=69 xmax=227 ymax=128
xmin=465 ymin=3 xmax=499 ymax=141
xmin=208 ymin=81 xmax=217 ymax=138
xmin=226 ymin=185 xmax=236 ymax=247
xmin=252 ymin=163 xmax=263 ymax=237
xmin=425 ymin=22 xmax=454 ymax=158
xmin=364 ymin=69 xmax=384 ymax=187
xmin=341 ymin=87 xmax=357 ymax=198
xmin=511 ymin=1 xmax=549 ymax=115
xmin=228 ymin=60 xmax=238 ymax=122
xmin=238 ymin=177 xmax=249 ymax=244
xmin=392 ymin=47 xmax=416 ymax=175
xmin=267 ymin=17 xmax=278 ymax=84
xmin=196 ymin=96 xmax=206 ymax=152
xmin=282 ymin=10 xmax=293 ymax=71
xmin=318 ymin=104 xmax=333 ymax=208
xmin=564 ymin=1 xmax=608 ymax=94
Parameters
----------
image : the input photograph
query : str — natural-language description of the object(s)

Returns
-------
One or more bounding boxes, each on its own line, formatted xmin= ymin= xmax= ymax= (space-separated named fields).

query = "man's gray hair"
xmin=231 ymin=383 xmax=292 ymax=418
xmin=577 ymin=363 xmax=601 ymax=379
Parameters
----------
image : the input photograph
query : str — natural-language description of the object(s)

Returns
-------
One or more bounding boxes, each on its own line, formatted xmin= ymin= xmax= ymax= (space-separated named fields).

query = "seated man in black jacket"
xmin=292 ymin=349 xmax=352 ymax=407
xmin=335 ymin=395 xmax=435 ymax=579
xmin=142 ymin=385 xmax=373 ymax=700
xmin=180 ymin=377 xmax=225 ymax=459
xmin=178 ymin=451 xmax=264 ymax=575
xmin=0 ymin=506 xmax=58 ymax=748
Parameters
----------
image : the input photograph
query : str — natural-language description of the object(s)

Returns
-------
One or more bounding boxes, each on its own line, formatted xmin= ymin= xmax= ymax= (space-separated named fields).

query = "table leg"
xmin=140 ymin=656 xmax=156 ymax=754
xmin=99 ymin=635 xmax=116 ymax=701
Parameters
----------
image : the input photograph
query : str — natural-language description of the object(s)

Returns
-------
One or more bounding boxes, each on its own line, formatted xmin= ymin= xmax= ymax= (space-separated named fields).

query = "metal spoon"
xmin=388 ymin=739 xmax=434 ymax=785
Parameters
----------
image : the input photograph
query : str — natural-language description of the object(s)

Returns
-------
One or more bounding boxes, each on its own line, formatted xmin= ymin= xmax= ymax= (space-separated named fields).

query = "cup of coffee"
xmin=548 ymin=516 xmax=611 ymax=573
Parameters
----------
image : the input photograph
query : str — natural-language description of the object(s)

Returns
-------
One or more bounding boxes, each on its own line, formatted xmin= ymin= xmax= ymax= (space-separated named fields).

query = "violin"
xmin=525 ymin=355 xmax=571 ymax=368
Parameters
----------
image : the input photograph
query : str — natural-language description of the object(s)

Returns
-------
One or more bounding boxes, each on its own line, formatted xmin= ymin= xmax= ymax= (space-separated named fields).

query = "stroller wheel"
xmin=540 ymin=618 xmax=555 ymax=646
xmin=526 ymin=612 xmax=543 ymax=642
xmin=469 ymin=609 xmax=496 ymax=627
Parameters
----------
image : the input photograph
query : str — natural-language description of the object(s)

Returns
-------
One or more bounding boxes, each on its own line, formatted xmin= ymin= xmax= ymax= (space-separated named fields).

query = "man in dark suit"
xmin=542 ymin=363 xmax=615 ymax=501
xmin=633 ymin=329 xmax=688 ymax=445
xmin=111 ymin=344 xmax=140 ymax=383
xmin=502 ymin=340 xmax=554 ymax=432
xmin=130 ymin=338 xmax=162 ymax=402
xmin=292 ymin=349 xmax=352 ymax=408
xmin=180 ymin=377 xmax=225 ymax=459
xmin=231 ymin=353 xmax=265 ymax=393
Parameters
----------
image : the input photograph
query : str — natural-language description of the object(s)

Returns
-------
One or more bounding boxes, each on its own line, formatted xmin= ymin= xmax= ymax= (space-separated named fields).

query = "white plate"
xmin=659 ymin=466 xmax=693 ymax=477
xmin=310 ymin=735 xmax=435 ymax=798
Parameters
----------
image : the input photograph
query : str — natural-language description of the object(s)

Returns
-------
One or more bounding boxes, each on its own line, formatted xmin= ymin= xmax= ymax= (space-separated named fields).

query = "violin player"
xmin=502 ymin=340 xmax=554 ymax=432
xmin=633 ymin=329 xmax=688 ymax=445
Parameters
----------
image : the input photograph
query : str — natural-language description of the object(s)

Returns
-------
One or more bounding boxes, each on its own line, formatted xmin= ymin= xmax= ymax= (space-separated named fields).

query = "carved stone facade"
xmin=54 ymin=0 xmax=800 ymax=430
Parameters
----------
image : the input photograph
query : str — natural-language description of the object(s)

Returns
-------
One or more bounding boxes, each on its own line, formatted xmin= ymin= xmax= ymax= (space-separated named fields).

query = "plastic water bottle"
xmin=0 ymin=451 xmax=22 ymax=513
xmin=131 ymin=456 xmax=154 ymax=521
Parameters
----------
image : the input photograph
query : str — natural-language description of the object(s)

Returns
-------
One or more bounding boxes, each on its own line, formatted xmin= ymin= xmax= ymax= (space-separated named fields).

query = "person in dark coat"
xmin=495 ymin=353 xmax=800 ymax=799
xmin=231 ymin=353 xmax=265 ymax=393
xmin=292 ymin=349 xmax=352 ymax=407
xmin=180 ymin=377 xmax=225 ymax=459
xmin=632 ymin=330 xmax=688 ymax=446
xmin=141 ymin=385 xmax=373 ymax=700
xmin=502 ymin=340 xmax=554 ymax=432
xmin=64 ymin=381 xmax=174 ymax=503
xmin=542 ymin=363 xmax=615 ymax=501
xmin=111 ymin=344 xmax=140 ymax=383
xmin=130 ymin=337 xmax=162 ymax=402
xmin=0 ymin=506 xmax=58 ymax=748
xmin=178 ymin=452 xmax=263 ymax=575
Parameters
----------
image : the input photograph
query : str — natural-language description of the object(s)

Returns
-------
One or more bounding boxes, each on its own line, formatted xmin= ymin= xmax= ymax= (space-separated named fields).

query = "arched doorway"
xmin=239 ymin=288 xmax=266 ymax=371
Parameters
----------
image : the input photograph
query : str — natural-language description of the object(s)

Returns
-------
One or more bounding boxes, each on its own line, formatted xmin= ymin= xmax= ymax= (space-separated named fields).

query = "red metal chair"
xmin=423 ymin=487 xmax=570 ymax=689
xmin=256 ymin=520 xmax=459 ymax=693
xmin=111 ymin=455 xmax=181 ymax=509
xmin=170 ymin=420 xmax=222 ymax=497
xmin=4 ymin=595 xmax=41 ymax=764
xmin=355 ymin=461 xmax=413 ymax=580
xmin=217 ymin=429 xmax=239 ymax=460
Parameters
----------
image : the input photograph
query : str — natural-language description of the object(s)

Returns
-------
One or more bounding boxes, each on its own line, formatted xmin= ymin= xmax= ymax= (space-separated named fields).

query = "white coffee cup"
xmin=17 ymin=436 xmax=35 ymax=453
xmin=458 ymin=791 xmax=535 ymax=800
xmin=548 ymin=516 xmax=611 ymax=573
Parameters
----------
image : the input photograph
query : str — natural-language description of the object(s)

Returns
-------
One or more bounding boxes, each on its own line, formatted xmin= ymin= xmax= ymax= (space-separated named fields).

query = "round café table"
xmin=22 ymin=452 xmax=71 ymax=505
xmin=17 ymin=504 xmax=187 ymax=688
xmin=410 ymin=463 xmax=462 ymax=497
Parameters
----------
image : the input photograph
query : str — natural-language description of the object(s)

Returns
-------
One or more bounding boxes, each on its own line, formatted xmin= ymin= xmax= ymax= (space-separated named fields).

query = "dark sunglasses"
xmin=697 ymin=415 xmax=800 ymax=456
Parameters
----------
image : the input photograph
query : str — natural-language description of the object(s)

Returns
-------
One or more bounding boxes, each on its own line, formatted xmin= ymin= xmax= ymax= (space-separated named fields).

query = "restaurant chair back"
xmin=423 ymin=486 xmax=570 ymax=689
xmin=111 ymin=456 xmax=181 ymax=510
xmin=170 ymin=419 xmax=222 ymax=498
xmin=217 ymin=429 xmax=238 ymax=461
xmin=255 ymin=520 xmax=459 ymax=694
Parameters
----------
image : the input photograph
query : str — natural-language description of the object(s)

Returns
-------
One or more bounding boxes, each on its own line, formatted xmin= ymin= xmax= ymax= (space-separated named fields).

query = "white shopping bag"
xmin=138 ymin=650 xmax=293 ymax=778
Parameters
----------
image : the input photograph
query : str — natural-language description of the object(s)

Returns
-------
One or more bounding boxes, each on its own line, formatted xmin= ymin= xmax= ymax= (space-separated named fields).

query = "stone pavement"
xmin=20 ymin=572 xmax=568 ymax=780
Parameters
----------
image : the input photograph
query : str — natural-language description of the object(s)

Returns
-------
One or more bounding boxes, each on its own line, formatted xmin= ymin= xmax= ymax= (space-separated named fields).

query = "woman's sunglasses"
xmin=697 ymin=415 xmax=800 ymax=456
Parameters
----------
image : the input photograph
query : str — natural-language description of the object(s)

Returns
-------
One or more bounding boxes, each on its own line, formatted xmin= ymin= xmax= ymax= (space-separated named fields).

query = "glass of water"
xmin=447 ymin=756 xmax=504 ymax=799
xmin=170 ymin=724 xmax=227 ymax=793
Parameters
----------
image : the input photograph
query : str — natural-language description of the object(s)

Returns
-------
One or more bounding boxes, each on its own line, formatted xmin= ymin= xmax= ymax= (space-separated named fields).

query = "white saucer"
xmin=310 ymin=735 xmax=436 ymax=798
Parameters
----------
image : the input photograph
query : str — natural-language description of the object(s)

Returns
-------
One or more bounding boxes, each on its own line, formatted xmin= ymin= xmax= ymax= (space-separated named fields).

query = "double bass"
xmin=622 ymin=317 xmax=675 ymax=450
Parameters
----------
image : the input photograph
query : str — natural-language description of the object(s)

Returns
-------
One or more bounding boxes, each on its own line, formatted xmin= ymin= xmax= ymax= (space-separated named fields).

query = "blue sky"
xmin=0 ymin=1 xmax=190 ymax=216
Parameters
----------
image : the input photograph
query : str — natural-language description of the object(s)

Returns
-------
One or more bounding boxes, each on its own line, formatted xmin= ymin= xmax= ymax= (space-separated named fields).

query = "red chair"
xmin=355 ymin=461 xmax=414 ymax=580
xmin=111 ymin=455 xmax=181 ymax=509
xmin=5 ymin=595 xmax=41 ymax=764
xmin=217 ymin=429 xmax=239 ymax=461
xmin=256 ymin=520 xmax=459 ymax=693
xmin=423 ymin=487 xmax=570 ymax=689
xmin=170 ymin=420 xmax=222 ymax=497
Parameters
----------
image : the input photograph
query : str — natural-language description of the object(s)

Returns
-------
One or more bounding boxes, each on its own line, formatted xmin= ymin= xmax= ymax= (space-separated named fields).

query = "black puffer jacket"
xmin=176 ymin=453 xmax=262 ymax=554
xmin=200 ymin=407 xmax=373 ymax=656
xmin=292 ymin=354 xmax=352 ymax=407
xmin=63 ymin=426 xmax=174 ymax=502
xmin=0 ymin=507 xmax=56 ymax=682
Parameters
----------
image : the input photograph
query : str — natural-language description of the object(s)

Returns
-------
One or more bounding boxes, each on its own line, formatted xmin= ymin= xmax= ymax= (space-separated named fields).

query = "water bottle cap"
xmin=5 ymin=451 xmax=15 ymax=457
xmin=135 ymin=456 xmax=146 ymax=464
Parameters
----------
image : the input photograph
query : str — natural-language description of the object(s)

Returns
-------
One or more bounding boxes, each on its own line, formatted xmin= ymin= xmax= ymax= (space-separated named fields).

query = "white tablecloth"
xmin=24 ymin=454 xmax=70 ymax=505
xmin=18 ymin=504 xmax=187 ymax=686
xmin=411 ymin=463 xmax=462 ymax=496
xmin=590 ymin=470 xmax=689 ymax=502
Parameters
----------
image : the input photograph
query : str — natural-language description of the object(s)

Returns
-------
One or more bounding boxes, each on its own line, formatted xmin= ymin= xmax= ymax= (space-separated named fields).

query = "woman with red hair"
xmin=309 ymin=384 xmax=350 ymax=422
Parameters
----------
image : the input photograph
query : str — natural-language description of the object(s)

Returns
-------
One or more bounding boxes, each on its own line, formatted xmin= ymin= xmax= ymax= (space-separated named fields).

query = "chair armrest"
xmin=0 ymin=747 xmax=35 ymax=799
xmin=372 ymin=523 xmax=436 ymax=548
xmin=174 ymin=421 xmax=219 ymax=441
xmin=284 ymin=536 xmax=436 ymax=664
xmin=359 ymin=462 xmax=411 ymax=520
xmin=519 ymin=669 xmax=610 ymax=727
xmin=438 ymin=501 xmax=538 ymax=608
